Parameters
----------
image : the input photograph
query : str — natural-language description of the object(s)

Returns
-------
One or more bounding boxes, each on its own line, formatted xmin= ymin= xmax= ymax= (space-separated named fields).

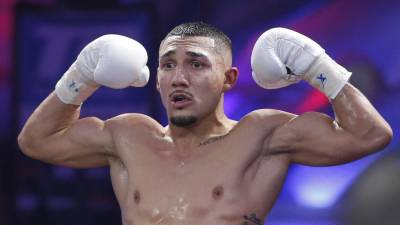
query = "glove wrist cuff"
xmin=305 ymin=53 xmax=352 ymax=99
xmin=55 ymin=63 xmax=99 ymax=105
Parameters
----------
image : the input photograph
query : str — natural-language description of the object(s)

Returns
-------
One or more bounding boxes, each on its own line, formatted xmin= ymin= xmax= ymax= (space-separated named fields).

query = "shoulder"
xmin=240 ymin=109 xmax=297 ymax=128
xmin=227 ymin=109 xmax=297 ymax=142
xmin=104 ymin=113 xmax=163 ymax=134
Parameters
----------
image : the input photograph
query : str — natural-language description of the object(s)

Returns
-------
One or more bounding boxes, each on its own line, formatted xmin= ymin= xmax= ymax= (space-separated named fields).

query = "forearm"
xmin=332 ymin=83 xmax=392 ymax=146
xmin=18 ymin=92 xmax=80 ymax=150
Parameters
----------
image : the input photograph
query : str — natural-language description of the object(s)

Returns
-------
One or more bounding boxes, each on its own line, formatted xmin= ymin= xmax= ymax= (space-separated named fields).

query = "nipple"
xmin=212 ymin=185 xmax=224 ymax=200
xmin=134 ymin=190 xmax=141 ymax=204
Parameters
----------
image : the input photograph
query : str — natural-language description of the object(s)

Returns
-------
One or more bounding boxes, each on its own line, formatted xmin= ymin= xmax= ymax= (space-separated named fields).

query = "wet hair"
xmin=162 ymin=22 xmax=232 ymax=54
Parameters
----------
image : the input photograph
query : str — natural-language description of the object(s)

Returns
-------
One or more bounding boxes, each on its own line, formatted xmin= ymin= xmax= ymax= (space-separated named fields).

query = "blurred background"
xmin=0 ymin=0 xmax=399 ymax=224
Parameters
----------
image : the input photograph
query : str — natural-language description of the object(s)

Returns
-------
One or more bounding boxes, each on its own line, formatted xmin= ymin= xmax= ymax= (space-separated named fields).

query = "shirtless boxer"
xmin=18 ymin=22 xmax=392 ymax=225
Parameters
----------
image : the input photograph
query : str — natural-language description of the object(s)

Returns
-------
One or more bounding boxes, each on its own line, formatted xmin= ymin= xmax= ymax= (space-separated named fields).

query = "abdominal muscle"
xmin=118 ymin=190 xmax=258 ymax=225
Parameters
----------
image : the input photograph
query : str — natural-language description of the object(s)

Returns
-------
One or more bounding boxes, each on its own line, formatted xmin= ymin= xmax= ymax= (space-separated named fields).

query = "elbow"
xmin=377 ymin=125 xmax=393 ymax=149
xmin=364 ymin=124 xmax=393 ymax=153
xmin=17 ymin=131 xmax=40 ymax=159
xmin=17 ymin=131 xmax=32 ymax=156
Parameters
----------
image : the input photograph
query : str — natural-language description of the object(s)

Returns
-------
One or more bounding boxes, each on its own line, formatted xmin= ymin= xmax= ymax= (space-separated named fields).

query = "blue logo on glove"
xmin=68 ymin=80 xmax=79 ymax=92
xmin=316 ymin=74 xmax=327 ymax=88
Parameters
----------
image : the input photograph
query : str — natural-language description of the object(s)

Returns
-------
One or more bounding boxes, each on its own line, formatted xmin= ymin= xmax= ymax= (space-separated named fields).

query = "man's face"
xmin=157 ymin=36 xmax=230 ymax=127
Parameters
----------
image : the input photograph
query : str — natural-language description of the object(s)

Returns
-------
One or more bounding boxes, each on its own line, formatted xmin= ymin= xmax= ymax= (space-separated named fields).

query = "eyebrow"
xmin=160 ymin=50 xmax=208 ymax=60
xmin=186 ymin=51 xmax=207 ymax=58
xmin=160 ymin=50 xmax=175 ymax=59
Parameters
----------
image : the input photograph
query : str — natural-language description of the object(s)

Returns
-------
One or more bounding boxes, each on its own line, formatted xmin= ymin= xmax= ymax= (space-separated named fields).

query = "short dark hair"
xmin=163 ymin=22 xmax=232 ymax=53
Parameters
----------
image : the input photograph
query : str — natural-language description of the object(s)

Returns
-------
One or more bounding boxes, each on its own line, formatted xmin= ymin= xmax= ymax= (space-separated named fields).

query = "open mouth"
xmin=169 ymin=91 xmax=193 ymax=108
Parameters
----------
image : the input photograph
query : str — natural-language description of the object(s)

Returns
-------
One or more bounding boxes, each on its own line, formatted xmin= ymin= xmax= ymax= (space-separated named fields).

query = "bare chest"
xmin=110 ymin=139 xmax=285 ymax=225
xmin=130 ymin=144 xmax=254 ymax=207
xmin=109 ymin=121 xmax=289 ymax=225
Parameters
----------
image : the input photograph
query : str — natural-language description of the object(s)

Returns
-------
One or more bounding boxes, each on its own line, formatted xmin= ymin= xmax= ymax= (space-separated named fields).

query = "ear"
xmin=222 ymin=67 xmax=239 ymax=91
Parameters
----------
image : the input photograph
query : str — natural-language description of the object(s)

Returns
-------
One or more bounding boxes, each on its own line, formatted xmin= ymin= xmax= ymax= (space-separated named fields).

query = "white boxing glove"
xmin=55 ymin=34 xmax=150 ymax=105
xmin=251 ymin=27 xmax=351 ymax=99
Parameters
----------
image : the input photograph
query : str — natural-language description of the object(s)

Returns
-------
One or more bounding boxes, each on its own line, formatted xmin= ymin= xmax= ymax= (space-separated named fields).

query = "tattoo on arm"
xmin=242 ymin=213 xmax=262 ymax=225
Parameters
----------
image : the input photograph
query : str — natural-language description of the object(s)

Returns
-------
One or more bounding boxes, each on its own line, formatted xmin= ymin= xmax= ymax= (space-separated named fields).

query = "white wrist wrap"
xmin=55 ymin=62 xmax=99 ymax=105
xmin=305 ymin=53 xmax=352 ymax=99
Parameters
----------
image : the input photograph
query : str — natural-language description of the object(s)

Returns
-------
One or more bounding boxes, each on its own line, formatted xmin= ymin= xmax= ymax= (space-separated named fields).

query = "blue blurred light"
xmin=286 ymin=154 xmax=379 ymax=209
xmin=293 ymin=172 xmax=342 ymax=208
xmin=268 ymin=220 xmax=340 ymax=225
xmin=16 ymin=194 xmax=39 ymax=212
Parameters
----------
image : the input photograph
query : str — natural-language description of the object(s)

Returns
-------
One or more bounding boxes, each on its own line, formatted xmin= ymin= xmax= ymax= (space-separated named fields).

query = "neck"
xmin=165 ymin=97 xmax=235 ymax=150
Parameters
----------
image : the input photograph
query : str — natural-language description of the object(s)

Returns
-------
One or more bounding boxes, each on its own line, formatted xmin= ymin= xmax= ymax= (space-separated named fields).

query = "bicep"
xmin=268 ymin=112 xmax=369 ymax=166
xmin=32 ymin=117 xmax=114 ymax=168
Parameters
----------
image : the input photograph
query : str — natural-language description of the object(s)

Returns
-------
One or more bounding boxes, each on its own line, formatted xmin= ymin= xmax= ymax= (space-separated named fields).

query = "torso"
xmin=107 ymin=110 xmax=291 ymax=225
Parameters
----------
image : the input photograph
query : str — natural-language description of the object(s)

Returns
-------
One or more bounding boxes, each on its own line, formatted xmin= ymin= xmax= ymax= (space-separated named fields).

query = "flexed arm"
xmin=251 ymin=28 xmax=392 ymax=165
xmin=18 ymin=35 xmax=149 ymax=168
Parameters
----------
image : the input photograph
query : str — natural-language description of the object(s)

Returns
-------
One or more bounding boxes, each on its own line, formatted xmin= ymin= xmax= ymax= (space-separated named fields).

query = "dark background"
xmin=0 ymin=0 xmax=399 ymax=225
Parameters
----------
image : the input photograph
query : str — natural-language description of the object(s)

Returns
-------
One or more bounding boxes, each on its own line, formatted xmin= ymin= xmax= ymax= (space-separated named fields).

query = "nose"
xmin=171 ymin=66 xmax=189 ymax=88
